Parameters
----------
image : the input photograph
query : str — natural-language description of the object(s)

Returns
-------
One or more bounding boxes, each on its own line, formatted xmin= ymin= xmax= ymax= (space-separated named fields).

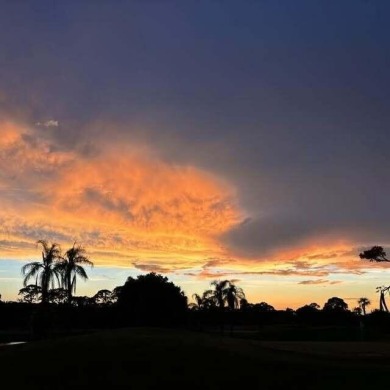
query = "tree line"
xmin=0 ymin=242 xmax=389 ymax=337
xmin=7 ymin=242 xmax=390 ymax=314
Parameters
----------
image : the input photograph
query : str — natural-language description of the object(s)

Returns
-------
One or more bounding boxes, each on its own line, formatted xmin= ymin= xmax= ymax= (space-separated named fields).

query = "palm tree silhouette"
xmin=56 ymin=243 xmax=93 ymax=304
xmin=225 ymin=283 xmax=245 ymax=310
xmin=21 ymin=240 xmax=61 ymax=304
xmin=206 ymin=280 xmax=245 ymax=310
xmin=358 ymin=297 xmax=371 ymax=316
xmin=190 ymin=293 xmax=204 ymax=310
xmin=376 ymin=286 xmax=390 ymax=312
xmin=208 ymin=280 xmax=230 ymax=309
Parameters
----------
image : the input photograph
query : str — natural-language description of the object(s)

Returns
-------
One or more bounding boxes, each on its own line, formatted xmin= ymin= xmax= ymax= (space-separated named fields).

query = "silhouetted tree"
xmin=72 ymin=296 xmax=94 ymax=307
xmin=359 ymin=246 xmax=389 ymax=262
xmin=47 ymin=288 xmax=68 ymax=304
xmin=112 ymin=286 xmax=123 ymax=303
xmin=309 ymin=302 xmax=320 ymax=310
xmin=239 ymin=298 xmax=252 ymax=311
xmin=323 ymin=297 xmax=348 ymax=312
xmin=254 ymin=302 xmax=275 ymax=312
xmin=93 ymin=289 xmax=114 ymax=305
xmin=116 ymin=273 xmax=187 ymax=325
xmin=226 ymin=283 xmax=245 ymax=310
xmin=358 ymin=297 xmax=371 ymax=316
xmin=55 ymin=243 xmax=93 ymax=304
xmin=296 ymin=302 xmax=320 ymax=316
xmin=189 ymin=293 xmax=204 ymax=310
xmin=204 ymin=280 xmax=245 ymax=310
xmin=21 ymin=240 xmax=61 ymax=304
xmin=376 ymin=286 xmax=390 ymax=312
xmin=353 ymin=307 xmax=362 ymax=315
xmin=18 ymin=285 xmax=42 ymax=303
xmin=206 ymin=280 xmax=230 ymax=309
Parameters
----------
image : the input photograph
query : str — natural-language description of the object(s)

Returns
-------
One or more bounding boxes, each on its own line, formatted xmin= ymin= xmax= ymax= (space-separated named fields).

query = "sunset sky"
xmin=1 ymin=1 xmax=390 ymax=309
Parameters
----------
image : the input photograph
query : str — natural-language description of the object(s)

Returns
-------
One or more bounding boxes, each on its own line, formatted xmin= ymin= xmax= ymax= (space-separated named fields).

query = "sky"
xmin=1 ymin=0 xmax=390 ymax=309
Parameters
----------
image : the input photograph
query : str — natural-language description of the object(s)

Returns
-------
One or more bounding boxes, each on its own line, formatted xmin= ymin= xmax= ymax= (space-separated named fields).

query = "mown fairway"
xmin=1 ymin=328 xmax=389 ymax=389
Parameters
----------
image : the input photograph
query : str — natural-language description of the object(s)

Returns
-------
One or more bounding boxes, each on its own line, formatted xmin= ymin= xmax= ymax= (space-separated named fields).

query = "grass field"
xmin=1 ymin=328 xmax=389 ymax=389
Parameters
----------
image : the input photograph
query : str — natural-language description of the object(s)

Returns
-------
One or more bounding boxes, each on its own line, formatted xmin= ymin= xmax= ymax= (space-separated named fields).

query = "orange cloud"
xmin=0 ymin=121 xmax=242 ymax=268
xmin=298 ymin=279 xmax=343 ymax=285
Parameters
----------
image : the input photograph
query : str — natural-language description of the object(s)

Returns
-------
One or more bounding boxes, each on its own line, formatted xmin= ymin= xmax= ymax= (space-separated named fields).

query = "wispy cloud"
xmin=298 ymin=279 xmax=343 ymax=285
xmin=35 ymin=120 xmax=59 ymax=128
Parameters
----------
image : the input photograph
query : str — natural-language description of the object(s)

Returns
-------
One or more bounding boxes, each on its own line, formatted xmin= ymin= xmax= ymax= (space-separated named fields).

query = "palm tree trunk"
xmin=67 ymin=271 xmax=72 ymax=304
xmin=41 ymin=289 xmax=47 ymax=304
xmin=383 ymin=294 xmax=389 ymax=312
xmin=41 ymin=274 xmax=48 ymax=305
xmin=380 ymin=292 xmax=388 ymax=312
xmin=67 ymin=275 xmax=72 ymax=305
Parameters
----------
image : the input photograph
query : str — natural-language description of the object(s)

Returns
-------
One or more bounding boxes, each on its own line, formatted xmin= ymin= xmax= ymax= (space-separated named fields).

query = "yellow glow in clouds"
xmin=0 ymin=121 xmax=241 ymax=269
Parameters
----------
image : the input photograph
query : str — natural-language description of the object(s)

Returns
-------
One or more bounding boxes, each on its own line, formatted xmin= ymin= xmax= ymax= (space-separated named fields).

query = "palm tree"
xmin=56 ymin=243 xmax=93 ymax=304
xmin=209 ymin=280 xmax=230 ymax=309
xmin=376 ymin=286 xmax=390 ymax=312
xmin=21 ymin=240 xmax=62 ymax=304
xmin=358 ymin=297 xmax=371 ymax=316
xmin=206 ymin=280 xmax=245 ymax=310
xmin=225 ymin=283 xmax=245 ymax=310
xmin=189 ymin=293 xmax=204 ymax=310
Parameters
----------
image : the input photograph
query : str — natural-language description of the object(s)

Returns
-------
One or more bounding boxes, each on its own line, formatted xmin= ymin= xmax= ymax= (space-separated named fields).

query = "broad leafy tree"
xmin=254 ymin=302 xmax=275 ymax=312
xmin=360 ymin=246 xmax=389 ymax=262
xmin=47 ymin=288 xmax=68 ymax=304
xmin=296 ymin=302 xmax=320 ymax=316
xmin=323 ymin=297 xmax=348 ymax=312
xmin=93 ymin=289 xmax=115 ymax=305
xmin=18 ymin=285 xmax=42 ymax=303
xmin=115 ymin=273 xmax=188 ymax=325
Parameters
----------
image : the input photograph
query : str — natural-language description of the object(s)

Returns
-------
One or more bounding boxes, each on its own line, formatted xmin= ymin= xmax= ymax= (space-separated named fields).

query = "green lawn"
xmin=1 ymin=328 xmax=389 ymax=389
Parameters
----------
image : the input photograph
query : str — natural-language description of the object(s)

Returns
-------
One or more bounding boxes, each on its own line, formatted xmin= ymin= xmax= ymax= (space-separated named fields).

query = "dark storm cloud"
xmin=1 ymin=1 xmax=390 ymax=260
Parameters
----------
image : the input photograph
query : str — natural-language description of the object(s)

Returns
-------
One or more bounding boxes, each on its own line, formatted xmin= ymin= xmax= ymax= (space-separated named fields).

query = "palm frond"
xmin=21 ymin=262 xmax=41 ymax=275
xmin=75 ymin=265 xmax=88 ymax=280
xmin=21 ymin=262 xmax=42 ymax=286
xmin=36 ymin=239 xmax=49 ymax=254
xmin=76 ymin=256 xmax=94 ymax=267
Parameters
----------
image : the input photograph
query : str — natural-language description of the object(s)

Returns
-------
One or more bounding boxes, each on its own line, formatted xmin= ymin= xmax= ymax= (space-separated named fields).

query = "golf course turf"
xmin=1 ymin=328 xmax=389 ymax=389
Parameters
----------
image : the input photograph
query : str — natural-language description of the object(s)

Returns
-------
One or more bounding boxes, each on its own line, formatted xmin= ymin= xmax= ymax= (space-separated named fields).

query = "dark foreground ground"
xmin=1 ymin=328 xmax=389 ymax=389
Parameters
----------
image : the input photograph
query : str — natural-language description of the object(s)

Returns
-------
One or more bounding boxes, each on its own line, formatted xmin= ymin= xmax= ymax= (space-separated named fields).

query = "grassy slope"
xmin=1 ymin=328 xmax=389 ymax=389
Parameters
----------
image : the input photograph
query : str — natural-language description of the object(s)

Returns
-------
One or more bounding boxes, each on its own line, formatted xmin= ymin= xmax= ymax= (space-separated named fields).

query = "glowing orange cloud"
xmin=0 ymin=121 xmax=242 ymax=268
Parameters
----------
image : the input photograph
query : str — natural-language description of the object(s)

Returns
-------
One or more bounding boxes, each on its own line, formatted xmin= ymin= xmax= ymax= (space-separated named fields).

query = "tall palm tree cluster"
xmin=21 ymin=240 xmax=93 ymax=305
xmin=191 ymin=280 xmax=245 ymax=311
